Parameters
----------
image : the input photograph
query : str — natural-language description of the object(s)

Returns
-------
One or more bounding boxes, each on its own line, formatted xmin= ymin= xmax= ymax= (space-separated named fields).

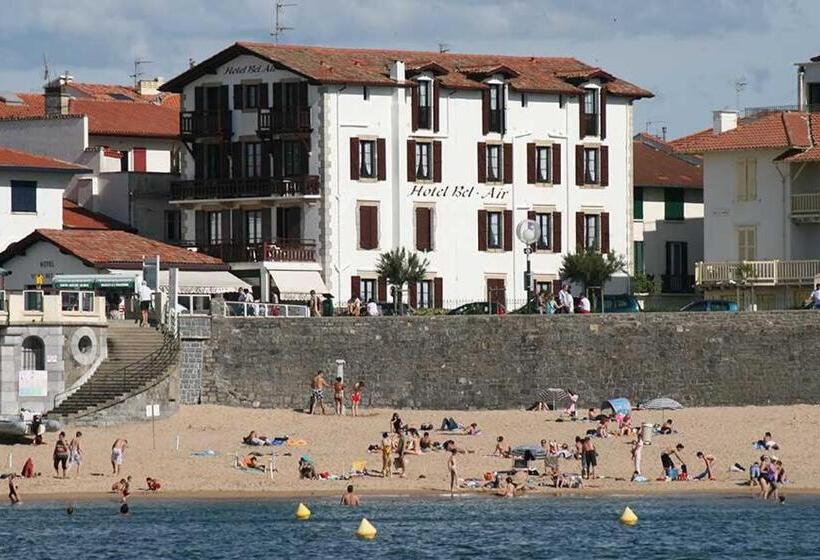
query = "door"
xmin=486 ymin=278 xmax=506 ymax=309
xmin=665 ymin=241 xmax=688 ymax=292
xmin=276 ymin=206 xmax=302 ymax=241
xmin=133 ymin=148 xmax=147 ymax=172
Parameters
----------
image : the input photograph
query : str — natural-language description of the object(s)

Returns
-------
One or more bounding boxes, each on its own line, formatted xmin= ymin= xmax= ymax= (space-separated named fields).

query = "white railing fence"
xmin=791 ymin=193 xmax=820 ymax=215
xmin=224 ymin=301 xmax=309 ymax=318
xmin=696 ymin=260 xmax=820 ymax=285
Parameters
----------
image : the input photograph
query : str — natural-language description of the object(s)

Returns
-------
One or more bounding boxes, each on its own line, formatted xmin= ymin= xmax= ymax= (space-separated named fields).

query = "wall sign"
xmin=19 ymin=370 xmax=48 ymax=397
xmin=223 ymin=63 xmax=277 ymax=76
xmin=408 ymin=184 xmax=509 ymax=200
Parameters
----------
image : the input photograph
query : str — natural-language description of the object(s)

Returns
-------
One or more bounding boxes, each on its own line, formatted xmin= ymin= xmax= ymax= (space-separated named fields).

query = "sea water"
xmin=0 ymin=494 xmax=816 ymax=559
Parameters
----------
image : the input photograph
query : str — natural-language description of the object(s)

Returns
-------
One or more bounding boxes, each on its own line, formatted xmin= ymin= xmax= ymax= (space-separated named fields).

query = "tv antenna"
xmin=734 ymin=77 xmax=747 ymax=110
xmin=438 ymin=43 xmax=451 ymax=54
xmin=272 ymin=2 xmax=296 ymax=44
xmin=130 ymin=58 xmax=153 ymax=88
xmin=42 ymin=53 xmax=50 ymax=83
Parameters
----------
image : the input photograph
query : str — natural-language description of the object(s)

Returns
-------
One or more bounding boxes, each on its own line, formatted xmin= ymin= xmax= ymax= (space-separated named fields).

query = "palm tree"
xmin=375 ymin=248 xmax=429 ymax=313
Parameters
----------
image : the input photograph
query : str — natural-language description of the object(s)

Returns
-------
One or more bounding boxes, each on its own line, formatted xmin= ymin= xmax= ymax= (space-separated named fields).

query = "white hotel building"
xmin=160 ymin=43 xmax=652 ymax=306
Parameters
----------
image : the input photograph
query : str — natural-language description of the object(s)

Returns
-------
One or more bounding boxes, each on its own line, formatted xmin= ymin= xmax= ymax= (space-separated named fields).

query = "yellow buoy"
xmin=355 ymin=517 xmax=377 ymax=539
xmin=295 ymin=502 xmax=311 ymax=520
xmin=619 ymin=506 xmax=638 ymax=525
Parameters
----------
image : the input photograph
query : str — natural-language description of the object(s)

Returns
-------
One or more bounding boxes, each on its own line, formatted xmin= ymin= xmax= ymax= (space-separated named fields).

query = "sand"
xmin=3 ymin=404 xmax=817 ymax=501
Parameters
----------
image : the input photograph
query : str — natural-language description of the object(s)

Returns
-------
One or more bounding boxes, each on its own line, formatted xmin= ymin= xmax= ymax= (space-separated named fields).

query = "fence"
xmin=224 ymin=301 xmax=309 ymax=317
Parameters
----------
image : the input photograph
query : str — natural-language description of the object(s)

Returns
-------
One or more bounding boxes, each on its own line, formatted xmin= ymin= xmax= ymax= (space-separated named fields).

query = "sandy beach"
xmin=3 ymin=404 xmax=817 ymax=501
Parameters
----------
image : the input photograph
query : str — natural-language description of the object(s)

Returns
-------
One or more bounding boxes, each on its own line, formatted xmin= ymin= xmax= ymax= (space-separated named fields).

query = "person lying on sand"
xmin=242 ymin=455 xmax=266 ymax=472
xmin=463 ymin=423 xmax=481 ymax=435
xmin=754 ymin=432 xmax=779 ymax=451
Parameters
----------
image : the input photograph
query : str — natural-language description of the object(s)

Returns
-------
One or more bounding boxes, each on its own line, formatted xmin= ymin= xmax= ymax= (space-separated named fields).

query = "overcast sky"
xmin=2 ymin=0 xmax=817 ymax=138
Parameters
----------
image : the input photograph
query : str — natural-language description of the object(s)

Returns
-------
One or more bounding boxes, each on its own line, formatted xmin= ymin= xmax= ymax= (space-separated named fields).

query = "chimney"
xmin=137 ymin=77 xmax=164 ymax=96
xmin=44 ymin=72 xmax=73 ymax=116
xmin=713 ymin=110 xmax=738 ymax=134
xmin=390 ymin=60 xmax=405 ymax=84
xmin=797 ymin=65 xmax=806 ymax=110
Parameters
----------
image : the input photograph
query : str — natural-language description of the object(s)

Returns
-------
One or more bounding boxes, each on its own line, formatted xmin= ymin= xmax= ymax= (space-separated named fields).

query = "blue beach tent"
xmin=601 ymin=398 xmax=631 ymax=416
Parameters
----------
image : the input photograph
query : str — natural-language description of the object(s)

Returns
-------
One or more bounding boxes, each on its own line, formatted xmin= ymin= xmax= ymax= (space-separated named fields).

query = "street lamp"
xmin=516 ymin=219 xmax=539 ymax=313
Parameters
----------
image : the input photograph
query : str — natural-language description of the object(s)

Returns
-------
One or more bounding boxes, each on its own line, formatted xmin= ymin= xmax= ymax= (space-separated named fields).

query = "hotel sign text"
xmin=223 ymin=63 xmax=277 ymax=75
xmin=409 ymin=184 xmax=509 ymax=200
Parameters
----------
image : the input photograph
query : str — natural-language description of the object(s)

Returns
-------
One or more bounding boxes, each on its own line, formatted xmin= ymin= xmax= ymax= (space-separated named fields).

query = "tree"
xmin=375 ymin=248 xmax=429 ymax=312
xmin=559 ymin=249 xmax=627 ymax=291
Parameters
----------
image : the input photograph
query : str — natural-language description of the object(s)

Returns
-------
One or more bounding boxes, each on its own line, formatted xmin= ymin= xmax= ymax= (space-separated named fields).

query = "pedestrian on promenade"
xmin=138 ymin=280 xmax=153 ymax=327
xmin=309 ymin=290 xmax=321 ymax=317
xmin=810 ymin=283 xmax=820 ymax=309
xmin=309 ymin=370 xmax=328 ymax=415
xmin=558 ymin=284 xmax=574 ymax=314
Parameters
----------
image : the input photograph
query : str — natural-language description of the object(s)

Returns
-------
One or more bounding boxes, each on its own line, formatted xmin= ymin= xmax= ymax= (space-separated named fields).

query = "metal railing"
xmin=661 ymin=274 xmax=695 ymax=294
xmin=170 ymin=175 xmax=320 ymax=200
xmin=184 ymin=238 xmax=317 ymax=263
xmin=180 ymin=110 xmax=232 ymax=138
xmin=257 ymin=107 xmax=311 ymax=134
xmin=791 ymin=193 xmax=820 ymax=216
xmin=224 ymin=301 xmax=309 ymax=317
xmin=695 ymin=260 xmax=820 ymax=286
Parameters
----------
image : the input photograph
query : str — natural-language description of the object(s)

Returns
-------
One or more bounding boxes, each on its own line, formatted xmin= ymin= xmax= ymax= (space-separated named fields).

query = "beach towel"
xmin=191 ymin=449 xmax=217 ymax=457
xmin=288 ymin=439 xmax=308 ymax=447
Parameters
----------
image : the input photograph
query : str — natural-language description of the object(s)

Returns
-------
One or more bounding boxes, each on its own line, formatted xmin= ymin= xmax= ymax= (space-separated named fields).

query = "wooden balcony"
xmin=791 ymin=193 xmax=820 ymax=222
xmin=696 ymin=259 xmax=820 ymax=286
xmin=180 ymin=111 xmax=232 ymax=140
xmin=170 ymin=175 xmax=320 ymax=201
xmin=257 ymin=108 xmax=311 ymax=135
xmin=186 ymin=239 xmax=317 ymax=263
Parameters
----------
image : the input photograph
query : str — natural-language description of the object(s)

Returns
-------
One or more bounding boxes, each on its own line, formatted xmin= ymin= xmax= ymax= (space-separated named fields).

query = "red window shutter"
xmin=411 ymin=84 xmax=420 ymax=132
xmin=350 ymin=137 xmax=360 ymax=180
xmin=576 ymin=212 xmax=585 ymax=251
xmin=601 ymin=212 xmax=610 ymax=253
xmin=433 ymin=80 xmax=441 ymax=132
xmin=133 ymin=148 xmax=147 ymax=172
xmin=377 ymin=277 xmax=387 ymax=301
xmin=406 ymin=139 xmax=416 ymax=182
xmin=600 ymin=146 xmax=609 ymax=186
xmin=527 ymin=210 xmax=537 ymax=252
xmin=377 ymin=138 xmax=386 ymax=180
xmin=526 ymin=143 xmax=535 ymax=184
xmin=477 ymin=142 xmax=486 ymax=183
xmin=408 ymin=281 xmax=417 ymax=306
xmin=477 ymin=210 xmax=487 ymax=251
xmin=416 ymin=207 xmax=431 ymax=251
xmin=233 ymin=84 xmax=243 ymax=110
xmin=433 ymin=277 xmax=443 ymax=308
xmin=552 ymin=144 xmax=561 ymax=184
xmin=600 ymin=88 xmax=607 ymax=140
xmin=503 ymin=143 xmax=513 ymax=184
xmin=503 ymin=209 xmax=513 ymax=251
xmin=433 ymin=141 xmax=442 ymax=183
xmin=575 ymin=144 xmax=584 ymax=186
xmin=578 ymin=93 xmax=586 ymax=137
xmin=482 ymin=89 xmax=490 ymax=135
xmin=552 ymin=211 xmax=562 ymax=253
xmin=350 ymin=276 xmax=361 ymax=300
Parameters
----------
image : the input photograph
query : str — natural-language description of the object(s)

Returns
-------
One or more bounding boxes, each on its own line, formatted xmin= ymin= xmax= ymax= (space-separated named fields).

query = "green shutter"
xmin=633 ymin=241 xmax=645 ymax=275
xmin=664 ymin=188 xmax=684 ymax=221
xmin=634 ymin=187 xmax=644 ymax=220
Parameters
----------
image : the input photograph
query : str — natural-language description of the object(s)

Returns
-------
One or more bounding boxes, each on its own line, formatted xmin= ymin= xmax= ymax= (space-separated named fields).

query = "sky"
xmin=1 ymin=0 xmax=818 ymax=138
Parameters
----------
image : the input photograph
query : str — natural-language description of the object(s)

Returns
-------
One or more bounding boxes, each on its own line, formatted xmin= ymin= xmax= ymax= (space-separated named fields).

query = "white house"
xmin=159 ymin=43 xmax=652 ymax=307
xmin=672 ymin=55 xmax=820 ymax=309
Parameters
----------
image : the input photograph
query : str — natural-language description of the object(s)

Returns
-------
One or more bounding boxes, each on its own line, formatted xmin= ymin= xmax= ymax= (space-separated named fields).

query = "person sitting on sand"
xmin=659 ymin=419 xmax=674 ymax=435
xmin=596 ymin=417 xmax=611 ymax=438
xmin=146 ymin=477 xmax=162 ymax=491
xmin=494 ymin=436 xmax=511 ymax=458
xmin=586 ymin=408 xmax=597 ymax=421
xmin=243 ymin=431 xmax=267 ymax=446
xmin=464 ymin=423 xmax=481 ymax=435
xmin=340 ymin=484 xmax=361 ymax=506
xmin=404 ymin=429 xmax=422 ymax=455
xmin=550 ymin=464 xmax=567 ymax=488
xmin=298 ymin=456 xmax=316 ymax=479
xmin=618 ymin=415 xmax=633 ymax=437
xmin=242 ymin=455 xmax=265 ymax=472
xmin=755 ymin=432 xmax=779 ymax=451
xmin=443 ymin=440 xmax=469 ymax=454
xmin=694 ymin=451 xmax=716 ymax=481
xmin=419 ymin=432 xmax=433 ymax=452
xmin=8 ymin=474 xmax=20 ymax=505
xmin=500 ymin=476 xmax=518 ymax=498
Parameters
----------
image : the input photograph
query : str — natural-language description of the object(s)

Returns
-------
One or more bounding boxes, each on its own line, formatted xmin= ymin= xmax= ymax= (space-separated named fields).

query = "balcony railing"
xmin=696 ymin=260 xmax=820 ymax=286
xmin=186 ymin=239 xmax=317 ymax=263
xmin=180 ymin=111 xmax=232 ymax=139
xmin=791 ymin=192 xmax=820 ymax=219
xmin=257 ymin=108 xmax=311 ymax=134
xmin=661 ymin=274 xmax=695 ymax=293
xmin=170 ymin=175 xmax=320 ymax=201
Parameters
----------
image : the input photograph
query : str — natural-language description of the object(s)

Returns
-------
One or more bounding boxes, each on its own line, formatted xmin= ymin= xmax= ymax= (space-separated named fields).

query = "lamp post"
xmin=516 ymin=219 xmax=539 ymax=313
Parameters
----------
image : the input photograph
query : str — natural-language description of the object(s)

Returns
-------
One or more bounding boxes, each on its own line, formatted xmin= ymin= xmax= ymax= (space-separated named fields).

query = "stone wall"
xmin=178 ymin=316 xmax=211 ymax=405
xmin=198 ymin=311 xmax=820 ymax=410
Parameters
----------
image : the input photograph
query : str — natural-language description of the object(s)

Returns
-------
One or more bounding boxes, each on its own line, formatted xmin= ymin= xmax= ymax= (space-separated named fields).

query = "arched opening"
xmin=22 ymin=336 xmax=45 ymax=370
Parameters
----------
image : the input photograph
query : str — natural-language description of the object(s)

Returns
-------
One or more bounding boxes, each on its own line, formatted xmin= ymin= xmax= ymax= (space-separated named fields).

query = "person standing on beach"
xmin=631 ymin=436 xmax=644 ymax=478
xmin=581 ymin=437 xmax=597 ymax=479
xmin=8 ymin=474 xmax=20 ymax=505
xmin=53 ymin=431 xmax=70 ymax=478
xmin=333 ymin=376 xmax=345 ymax=416
xmin=309 ymin=371 xmax=328 ymax=415
xmin=694 ymin=451 xmax=716 ymax=481
xmin=660 ymin=443 xmax=685 ymax=480
xmin=111 ymin=438 xmax=127 ymax=475
xmin=340 ymin=484 xmax=361 ymax=506
xmin=380 ymin=432 xmax=392 ymax=479
xmin=350 ymin=382 xmax=363 ymax=417
xmin=448 ymin=448 xmax=458 ymax=497
xmin=69 ymin=431 xmax=83 ymax=478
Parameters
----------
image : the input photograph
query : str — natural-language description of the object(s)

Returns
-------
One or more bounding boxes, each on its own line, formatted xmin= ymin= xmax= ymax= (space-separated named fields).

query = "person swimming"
xmin=340 ymin=484 xmax=361 ymax=506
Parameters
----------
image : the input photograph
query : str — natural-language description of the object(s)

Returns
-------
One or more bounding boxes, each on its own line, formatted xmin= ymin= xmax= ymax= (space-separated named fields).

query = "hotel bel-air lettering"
xmin=408 ymin=185 xmax=509 ymax=200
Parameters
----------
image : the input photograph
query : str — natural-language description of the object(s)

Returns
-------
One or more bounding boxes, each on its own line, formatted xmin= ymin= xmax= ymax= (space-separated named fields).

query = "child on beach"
xmin=333 ymin=377 xmax=345 ymax=416
xmin=8 ymin=474 xmax=19 ymax=505
xmin=694 ymin=451 xmax=716 ymax=481
xmin=350 ymin=382 xmax=364 ymax=417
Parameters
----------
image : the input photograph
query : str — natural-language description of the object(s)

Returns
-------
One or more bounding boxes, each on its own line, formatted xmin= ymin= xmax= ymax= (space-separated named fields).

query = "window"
xmin=487 ymin=211 xmax=502 ymax=249
xmin=11 ymin=180 xmax=37 ymax=213
xmin=521 ymin=92 xmax=528 ymax=107
xmin=276 ymin=206 xmax=302 ymax=240
xmin=165 ymin=210 xmax=181 ymax=242
xmin=244 ymin=84 xmax=259 ymax=109
xmin=737 ymin=226 xmax=756 ymax=260
xmin=808 ymin=83 xmax=820 ymax=108
xmin=207 ymin=211 xmax=222 ymax=244
xmin=583 ymin=148 xmax=599 ymax=184
xmin=0 ymin=291 xmax=5 ymax=312
xmin=21 ymin=336 xmax=44 ymax=370
xmin=634 ymin=187 xmax=644 ymax=220
xmin=664 ymin=189 xmax=684 ymax=221
xmin=60 ymin=291 xmax=94 ymax=312
xmin=359 ymin=205 xmax=379 ymax=250
xmin=536 ymin=146 xmax=551 ymax=183
xmin=487 ymin=145 xmax=502 ymax=182
xmin=245 ymin=210 xmax=263 ymax=243
xmin=584 ymin=214 xmax=600 ymax=251
xmin=416 ymin=142 xmax=432 ymax=180
xmin=24 ymin=290 xmax=43 ymax=312
xmin=418 ymin=80 xmax=432 ymax=129
xmin=360 ymin=140 xmax=376 ymax=178
xmin=736 ymin=159 xmax=757 ymax=202
xmin=177 ymin=295 xmax=212 ymax=315
xmin=283 ymin=140 xmax=306 ymax=176
xmin=535 ymin=213 xmax=552 ymax=250
xmin=244 ymin=142 xmax=262 ymax=178
xmin=360 ymin=279 xmax=376 ymax=303
xmin=363 ymin=86 xmax=370 ymax=101
xmin=534 ymin=281 xmax=552 ymax=295
xmin=634 ymin=241 xmax=645 ymax=274
xmin=416 ymin=280 xmax=433 ymax=309
xmin=489 ymin=83 xmax=504 ymax=133
xmin=582 ymin=88 xmax=599 ymax=136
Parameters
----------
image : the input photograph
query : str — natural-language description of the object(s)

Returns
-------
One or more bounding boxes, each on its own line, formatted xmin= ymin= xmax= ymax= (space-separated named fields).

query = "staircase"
xmin=49 ymin=322 xmax=179 ymax=419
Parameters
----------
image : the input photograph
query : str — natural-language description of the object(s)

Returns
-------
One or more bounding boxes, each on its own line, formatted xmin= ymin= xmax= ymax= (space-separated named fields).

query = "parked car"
xmin=680 ymin=300 xmax=738 ymax=312
xmin=602 ymin=294 xmax=642 ymax=313
xmin=447 ymin=302 xmax=505 ymax=315
xmin=375 ymin=302 xmax=414 ymax=316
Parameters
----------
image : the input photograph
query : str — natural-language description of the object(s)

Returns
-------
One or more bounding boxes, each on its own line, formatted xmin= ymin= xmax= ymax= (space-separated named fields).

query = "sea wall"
xmin=197 ymin=305 xmax=820 ymax=410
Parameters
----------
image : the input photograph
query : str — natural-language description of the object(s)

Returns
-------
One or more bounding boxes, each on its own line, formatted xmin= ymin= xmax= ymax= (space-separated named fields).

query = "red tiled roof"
xmin=0 ymin=146 xmax=89 ymax=172
xmin=0 ymin=229 xmax=225 ymax=270
xmin=670 ymin=112 xmax=812 ymax=154
xmin=161 ymin=42 xmax=652 ymax=98
xmin=633 ymin=133 xmax=702 ymax=189
xmin=62 ymin=199 xmax=134 ymax=231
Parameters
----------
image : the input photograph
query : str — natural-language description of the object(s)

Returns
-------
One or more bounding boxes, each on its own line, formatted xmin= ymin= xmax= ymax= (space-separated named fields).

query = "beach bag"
xmin=21 ymin=458 xmax=34 ymax=478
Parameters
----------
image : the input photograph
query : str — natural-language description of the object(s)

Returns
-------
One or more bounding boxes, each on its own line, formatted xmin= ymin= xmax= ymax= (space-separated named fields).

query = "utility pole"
xmin=130 ymin=58 xmax=153 ymax=89
xmin=271 ymin=1 xmax=296 ymax=44
xmin=438 ymin=43 xmax=451 ymax=54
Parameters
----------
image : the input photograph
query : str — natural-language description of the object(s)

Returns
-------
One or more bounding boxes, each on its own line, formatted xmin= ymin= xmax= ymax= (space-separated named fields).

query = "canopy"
xmin=601 ymin=398 xmax=631 ymax=417
xmin=158 ymin=270 xmax=250 ymax=295
xmin=268 ymin=270 xmax=328 ymax=299
xmin=53 ymin=273 xmax=137 ymax=290
xmin=639 ymin=397 xmax=683 ymax=411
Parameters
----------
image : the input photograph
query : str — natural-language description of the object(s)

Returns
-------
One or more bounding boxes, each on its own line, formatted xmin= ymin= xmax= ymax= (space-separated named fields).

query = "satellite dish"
xmin=516 ymin=219 xmax=538 ymax=245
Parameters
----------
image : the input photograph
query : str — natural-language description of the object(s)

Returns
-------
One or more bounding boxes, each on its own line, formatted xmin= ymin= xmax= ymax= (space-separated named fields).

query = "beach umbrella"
xmin=537 ymin=388 xmax=569 ymax=411
xmin=639 ymin=397 xmax=683 ymax=411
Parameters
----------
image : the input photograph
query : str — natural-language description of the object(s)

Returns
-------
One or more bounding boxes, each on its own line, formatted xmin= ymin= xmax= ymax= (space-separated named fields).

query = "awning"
xmin=158 ymin=270 xmax=250 ymax=294
xmin=268 ymin=270 xmax=328 ymax=299
xmin=53 ymin=273 xmax=137 ymax=290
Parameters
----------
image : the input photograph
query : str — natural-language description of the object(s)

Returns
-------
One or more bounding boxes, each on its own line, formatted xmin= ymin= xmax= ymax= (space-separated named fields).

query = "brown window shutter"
xmin=526 ymin=143 xmax=535 ymax=184
xmin=411 ymin=84 xmax=420 ymax=132
xmin=298 ymin=82 xmax=308 ymax=108
xmin=220 ymin=209 xmax=231 ymax=242
xmin=233 ymin=84 xmax=243 ymax=110
xmin=503 ymin=209 xmax=513 ymax=250
xmin=600 ymin=88 xmax=607 ymax=140
xmin=369 ymin=206 xmax=379 ymax=249
xmin=433 ymin=277 xmax=443 ymax=307
xmin=527 ymin=210 xmax=537 ymax=252
xmin=408 ymin=281 xmax=417 ymax=306
xmin=433 ymin=81 xmax=441 ymax=132
xmin=377 ymin=277 xmax=387 ymax=301
xmin=433 ymin=141 xmax=442 ymax=182
xmin=482 ymin=89 xmax=490 ymax=135
xmin=359 ymin=206 xmax=369 ymax=249
xmin=231 ymin=142 xmax=243 ymax=178
xmin=552 ymin=279 xmax=562 ymax=295
xmin=552 ymin=211 xmax=562 ymax=253
xmin=377 ymin=138 xmax=387 ymax=180
xmin=406 ymin=139 xmax=416 ymax=182
xmin=578 ymin=93 xmax=586 ymax=137
xmin=261 ymin=142 xmax=271 ymax=177
xmin=271 ymin=139 xmax=282 ymax=177
xmin=575 ymin=144 xmax=584 ymax=186
xmin=272 ymin=83 xmax=283 ymax=111
xmin=259 ymin=83 xmax=269 ymax=109
xmin=601 ymin=212 xmax=610 ymax=253
xmin=477 ymin=210 xmax=487 ymax=251
xmin=415 ymin=207 xmax=431 ymax=251
xmin=195 ymin=210 xmax=206 ymax=244
xmin=350 ymin=276 xmax=361 ymax=300
xmin=576 ymin=212 xmax=585 ymax=251
xmin=477 ymin=142 xmax=486 ymax=183
xmin=552 ymin=144 xmax=561 ymax=184
xmin=350 ymin=137 xmax=360 ymax=180
xmin=503 ymin=143 xmax=513 ymax=184
xmin=262 ymin=208 xmax=272 ymax=241
xmin=600 ymin=146 xmax=609 ymax=186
